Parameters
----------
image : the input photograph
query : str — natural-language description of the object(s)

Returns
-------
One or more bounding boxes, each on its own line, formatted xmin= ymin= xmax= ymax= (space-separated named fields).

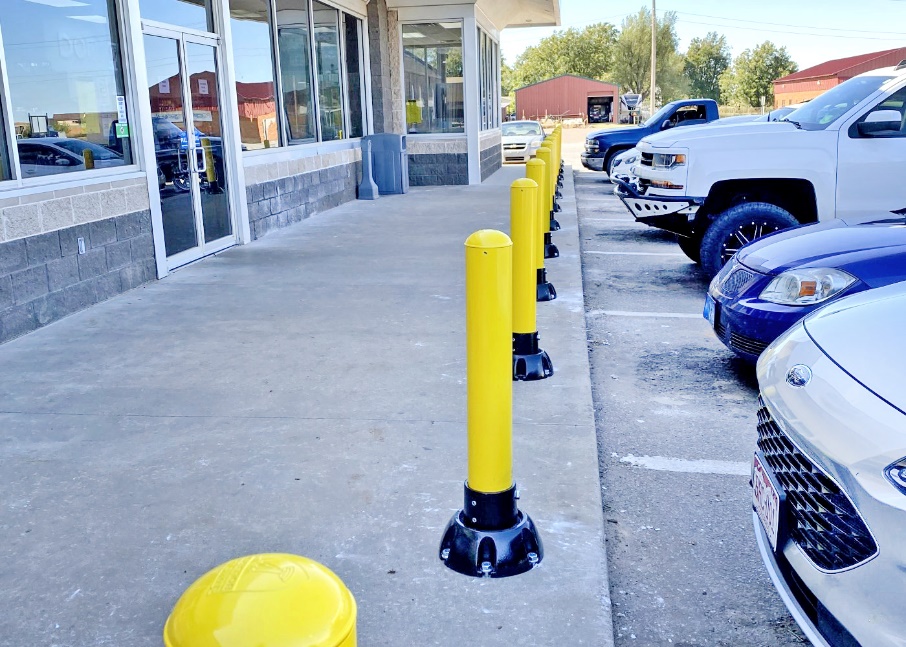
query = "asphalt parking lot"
xmin=562 ymin=124 xmax=809 ymax=645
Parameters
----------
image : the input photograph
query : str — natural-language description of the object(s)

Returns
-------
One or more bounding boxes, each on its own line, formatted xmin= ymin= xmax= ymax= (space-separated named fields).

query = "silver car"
xmin=501 ymin=120 xmax=545 ymax=163
xmin=754 ymin=281 xmax=906 ymax=647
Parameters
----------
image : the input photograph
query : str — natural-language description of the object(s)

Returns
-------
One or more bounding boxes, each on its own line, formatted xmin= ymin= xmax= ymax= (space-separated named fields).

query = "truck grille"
xmin=756 ymin=398 xmax=878 ymax=572
xmin=640 ymin=152 xmax=653 ymax=166
xmin=585 ymin=141 xmax=599 ymax=153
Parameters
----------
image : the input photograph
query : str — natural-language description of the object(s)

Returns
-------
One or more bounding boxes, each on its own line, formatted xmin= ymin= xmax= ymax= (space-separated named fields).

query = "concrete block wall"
xmin=244 ymin=150 xmax=362 ymax=240
xmin=0 ymin=209 xmax=155 ymax=344
xmin=479 ymin=130 xmax=502 ymax=181
xmin=407 ymin=138 xmax=469 ymax=186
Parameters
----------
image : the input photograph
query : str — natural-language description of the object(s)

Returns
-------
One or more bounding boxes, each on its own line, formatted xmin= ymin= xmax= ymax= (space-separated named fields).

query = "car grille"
xmin=640 ymin=152 xmax=653 ymax=166
xmin=756 ymin=398 xmax=878 ymax=572
xmin=503 ymin=143 xmax=525 ymax=151
xmin=718 ymin=267 xmax=756 ymax=298
xmin=712 ymin=308 xmax=769 ymax=357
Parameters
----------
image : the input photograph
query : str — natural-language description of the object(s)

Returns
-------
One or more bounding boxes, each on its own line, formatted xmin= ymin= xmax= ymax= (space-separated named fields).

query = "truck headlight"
xmin=652 ymin=153 xmax=686 ymax=169
xmin=760 ymin=268 xmax=856 ymax=305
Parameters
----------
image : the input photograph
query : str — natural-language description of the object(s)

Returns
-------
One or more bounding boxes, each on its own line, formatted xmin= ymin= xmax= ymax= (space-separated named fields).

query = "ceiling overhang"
xmin=383 ymin=0 xmax=560 ymax=31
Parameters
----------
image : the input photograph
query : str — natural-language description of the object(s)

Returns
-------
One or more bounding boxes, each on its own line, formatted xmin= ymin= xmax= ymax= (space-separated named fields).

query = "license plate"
xmin=753 ymin=452 xmax=782 ymax=551
xmin=703 ymin=294 xmax=716 ymax=327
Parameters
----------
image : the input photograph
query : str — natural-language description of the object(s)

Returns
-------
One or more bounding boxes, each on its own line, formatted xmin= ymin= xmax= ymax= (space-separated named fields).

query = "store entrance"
xmin=142 ymin=27 xmax=234 ymax=267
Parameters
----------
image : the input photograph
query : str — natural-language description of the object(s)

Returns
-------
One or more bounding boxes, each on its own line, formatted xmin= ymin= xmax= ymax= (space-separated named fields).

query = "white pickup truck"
xmin=614 ymin=62 xmax=906 ymax=276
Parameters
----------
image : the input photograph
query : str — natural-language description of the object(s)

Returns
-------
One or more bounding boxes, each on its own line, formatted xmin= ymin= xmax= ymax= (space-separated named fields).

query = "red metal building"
xmin=773 ymin=47 xmax=906 ymax=108
xmin=515 ymin=75 xmax=619 ymax=123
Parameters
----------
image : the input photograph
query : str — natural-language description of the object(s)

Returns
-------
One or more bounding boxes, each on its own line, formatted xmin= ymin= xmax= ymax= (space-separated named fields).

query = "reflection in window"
xmin=343 ymin=14 xmax=365 ymax=139
xmin=138 ymin=0 xmax=211 ymax=32
xmin=403 ymin=23 xmax=464 ymax=134
xmin=276 ymin=0 xmax=316 ymax=142
xmin=313 ymin=2 xmax=344 ymax=142
xmin=230 ymin=0 xmax=280 ymax=149
xmin=1 ymin=0 xmax=132 ymax=179
xmin=0 ymin=108 xmax=9 ymax=181
xmin=478 ymin=30 xmax=499 ymax=131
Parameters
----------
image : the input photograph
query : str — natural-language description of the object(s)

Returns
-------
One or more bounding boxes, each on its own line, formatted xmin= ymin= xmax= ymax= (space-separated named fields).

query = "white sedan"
xmin=501 ymin=120 xmax=545 ymax=163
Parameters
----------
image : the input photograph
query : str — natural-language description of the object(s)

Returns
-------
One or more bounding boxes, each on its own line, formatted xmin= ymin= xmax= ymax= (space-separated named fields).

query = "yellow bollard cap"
xmin=163 ymin=554 xmax=357 ymax=647
xmin=511 ymin=177 xmax=537 ymax=190
xmin=465 ymin=229 xmax=512 ymax=249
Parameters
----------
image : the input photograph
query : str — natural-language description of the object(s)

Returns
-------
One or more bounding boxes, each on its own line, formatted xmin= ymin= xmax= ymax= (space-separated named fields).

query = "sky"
xmin=500 ymin=0 xmax=906 ymax=72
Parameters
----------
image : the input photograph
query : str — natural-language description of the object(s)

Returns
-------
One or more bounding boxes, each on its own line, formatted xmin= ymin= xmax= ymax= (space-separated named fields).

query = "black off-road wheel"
xmin=676 ymin=234 xmax=702 ymax=264
xmin=700 ymin=202 xmax=798 ymax=277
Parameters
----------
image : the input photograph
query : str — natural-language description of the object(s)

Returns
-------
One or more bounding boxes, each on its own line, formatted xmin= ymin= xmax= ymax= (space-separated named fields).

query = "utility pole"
xmin=650 ymin=0 xmax=657 ymax=117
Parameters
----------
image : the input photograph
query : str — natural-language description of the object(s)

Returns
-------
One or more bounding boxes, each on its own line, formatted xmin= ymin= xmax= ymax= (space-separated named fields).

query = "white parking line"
xmin=585 ymin=251 xmax=686 ymax=257
xmin=587 ymin=309 xmax=702 ymax=319
xmin=620 ymin=454 xmax=750 ymax=476
xmin=585 ymin=218 xmax=638 ymax=223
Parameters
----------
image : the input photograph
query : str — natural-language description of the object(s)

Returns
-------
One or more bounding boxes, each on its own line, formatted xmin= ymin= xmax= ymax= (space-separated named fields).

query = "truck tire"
xmin=700 ymin=202 xmax=798 ymax=277
xmin=676 ymin=234 xmax=702 ymax=264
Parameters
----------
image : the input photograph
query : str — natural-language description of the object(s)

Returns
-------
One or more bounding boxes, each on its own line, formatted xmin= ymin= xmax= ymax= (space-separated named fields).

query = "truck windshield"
xmin=642 ymin=103 xmax=677 ymax=128
xmin=783 ymin=75 xmax=894 ymax=130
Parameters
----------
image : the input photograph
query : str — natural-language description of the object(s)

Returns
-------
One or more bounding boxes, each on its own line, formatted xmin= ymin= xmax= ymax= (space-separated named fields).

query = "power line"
xmin=674 ymin=11 xmax=906 ymax=36
xmin=676 ymin=17 xmax=906 ymax=41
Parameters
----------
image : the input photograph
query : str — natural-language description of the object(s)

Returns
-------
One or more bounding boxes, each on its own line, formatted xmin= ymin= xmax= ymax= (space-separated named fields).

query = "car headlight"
xmin=651 ymin=153 xmax=686 ymax=169
xmin=528 ymin=140 xmax=542 ymax=149
xmin=885 ymin=458 xmax=906 ymax=495
xmin=760 ymin=268 xmax=856 ymax=305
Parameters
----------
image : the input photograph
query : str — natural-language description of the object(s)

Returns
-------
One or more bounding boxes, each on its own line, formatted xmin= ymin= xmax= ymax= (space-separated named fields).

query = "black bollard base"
xmin=439 ymin=483 xmax=543 ymax=578
xmin=549 ymin=214 xmax=561 ymax=232
xmin=513 ymin=332 xmax=554 ymax=381
xmin=536 ymin=268 xmax=556 ymax=302
xmin=544 ymin=232 xmax=559 ymax=259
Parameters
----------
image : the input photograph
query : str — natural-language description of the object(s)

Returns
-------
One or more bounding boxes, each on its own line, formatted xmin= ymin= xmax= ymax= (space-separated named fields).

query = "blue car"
xmin=705 ymin=218 xmax=906 ymax=361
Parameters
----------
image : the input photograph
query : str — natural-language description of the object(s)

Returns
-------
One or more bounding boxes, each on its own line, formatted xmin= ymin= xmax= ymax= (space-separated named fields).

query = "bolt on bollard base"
xmin=440 ymin=483 xmax=543 ymax=578
xmin=513 ymin=332 xmax=553 ymax=381
xmin=536 ymin=268 xmax=556 ymax=301
xmin=544 ymin=232 xmax=559 ymax=259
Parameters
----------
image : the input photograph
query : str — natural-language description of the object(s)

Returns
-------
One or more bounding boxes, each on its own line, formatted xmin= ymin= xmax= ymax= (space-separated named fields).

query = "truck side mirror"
xmin=661 ymin=120 xmax=674 ymax=130
xmin=856 ymin=109 xmax=903 ymax=137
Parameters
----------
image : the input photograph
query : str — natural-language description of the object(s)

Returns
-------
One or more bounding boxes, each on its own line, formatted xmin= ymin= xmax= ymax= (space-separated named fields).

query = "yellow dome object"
xmin=465 ymin=229 xmax=512 ymax=250
xmin=163 ymin=554 xmax=356 ymax=647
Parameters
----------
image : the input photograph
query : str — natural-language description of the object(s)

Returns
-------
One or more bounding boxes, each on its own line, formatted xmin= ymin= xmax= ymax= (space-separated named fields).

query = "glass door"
xmin=143 ymin=29 xmax=233 ymax=266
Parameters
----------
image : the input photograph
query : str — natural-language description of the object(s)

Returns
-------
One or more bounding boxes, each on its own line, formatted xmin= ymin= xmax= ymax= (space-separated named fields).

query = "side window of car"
xmin=674 ymin=104 xmax=707 ymax=126
xmin=850 ymin=86 xmax=906 ymax=138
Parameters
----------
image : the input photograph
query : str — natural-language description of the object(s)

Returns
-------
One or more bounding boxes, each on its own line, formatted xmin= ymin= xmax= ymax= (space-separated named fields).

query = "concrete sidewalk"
xmin=0 ymin=165 xmax=613 ymax=646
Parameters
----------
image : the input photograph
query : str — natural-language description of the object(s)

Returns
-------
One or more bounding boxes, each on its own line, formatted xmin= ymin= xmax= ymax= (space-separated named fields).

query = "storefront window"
xmin=313 ymin=2 xmax=344 ymax=141
xmin=276 ymin=0 xmax=316 ymax=143
xmin=230 ymin=0 xmax=280 ymax=149
xmin=403 ymin=23 xmax=464 ymax=134
xmin=1 ymin=0 xmax=133 ymax=179
xmin=139 ymin=0 xmax=212 ymax=32
xmin=0 ymin=110 xmax=9 ymax=181
xmin=343 ymin=14 xmax=365 ymax=139
xmin=478 ymin=29 xmax=499 ymax=131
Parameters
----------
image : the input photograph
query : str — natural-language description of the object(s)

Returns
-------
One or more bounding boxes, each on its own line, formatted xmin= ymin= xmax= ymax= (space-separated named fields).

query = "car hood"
xmin=737 ymin=220 xmax=906 ymax=284
xmin=591 ymin=125 xmax=643 ymax=138
xmin=804 ymin=282 xmax=906 ymax=414
xmin=502 ymin=135 xmax=542 ymax=145
xmin=643 ymin=121 xmax=794 ymax=148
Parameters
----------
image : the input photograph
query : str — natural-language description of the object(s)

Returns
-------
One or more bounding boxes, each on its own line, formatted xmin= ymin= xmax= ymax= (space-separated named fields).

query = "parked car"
xmin=581 ymin=98 xmax=720 ymax=176
xmin=500 ymin=120 xmax=546 ymax=163
xmin=705 ymin=217 xmax=906 ymax=361
xmin=17 ymin=139 xmax=123 ymax=177
xmin=615 ymin=62 xmax=906 ymax=276
xmin=753 ymin=280 xmax=906 ymax=647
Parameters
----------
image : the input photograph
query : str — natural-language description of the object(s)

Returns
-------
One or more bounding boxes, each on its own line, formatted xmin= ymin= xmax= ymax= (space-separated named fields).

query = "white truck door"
xmin=836 ymin=84 xmax=906 ymax=221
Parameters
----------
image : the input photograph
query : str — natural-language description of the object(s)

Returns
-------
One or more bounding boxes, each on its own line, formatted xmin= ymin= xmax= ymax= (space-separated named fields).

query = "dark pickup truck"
xmin=580 ymin=99 xmax=719 ymax=176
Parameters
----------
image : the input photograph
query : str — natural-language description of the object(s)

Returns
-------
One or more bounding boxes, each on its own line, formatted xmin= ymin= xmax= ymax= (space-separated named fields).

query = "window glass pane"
xmin=230 ymin=0 xmax=280 ymax=150
xmin=343 ymin=13 xmax=364 ymax=139
xmin=403 ymin=23 xmax=463 ymax=134
xmin=313 ymin=2 xmax=344 ymax=141
xmin=0 ymin=105 xmax=9 ymax=181
xmin=2 ymin=0 xmax=133 ymax=179
xmin=275 ymin=0 xmax=316 ymax=142
xmin=139 ymin=0 xmax=212 ymax=32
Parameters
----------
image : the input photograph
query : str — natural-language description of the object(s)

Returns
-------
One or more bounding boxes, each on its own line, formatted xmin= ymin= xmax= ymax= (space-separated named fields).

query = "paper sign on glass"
xmin=159 ymin=78 xmax=170 ymax=94
xmin=198 ymin=79 xmax=209 ymax=95
xmin=116 ymin=95 xmax=128 ymax=124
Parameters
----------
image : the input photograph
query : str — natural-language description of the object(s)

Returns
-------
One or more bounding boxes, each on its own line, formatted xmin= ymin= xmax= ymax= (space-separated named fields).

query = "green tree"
xmin=611 ymin=8 xmax=688 ymax=104
xmin=719 ymin=41 xmax=798 ymax=108
xmin=510 ymin=23 xmax=619 ymax=89
xmin=684 ymin=32 xmax=730 ymax=101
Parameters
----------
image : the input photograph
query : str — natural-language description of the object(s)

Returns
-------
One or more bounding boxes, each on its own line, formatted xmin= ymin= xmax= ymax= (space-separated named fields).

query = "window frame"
xmin=0 ymin=0 xmax=143 ymax=191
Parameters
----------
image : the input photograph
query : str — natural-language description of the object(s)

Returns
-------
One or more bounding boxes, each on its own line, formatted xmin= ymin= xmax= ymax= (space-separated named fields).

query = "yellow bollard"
xmin=82 ymin=148 xmax=95 ymax=171
xmin=439 ymin=230 xmax=543 ymax=578
xmin=527 ymin=157 xmax=556 ymax=301
xmin=164 ymin=553 xmax=356 ymax=647
xmin=544 ymin=136 xmax=562 ymax=231
xmin=535 ymin=146 xmax=560 ymax=262
xmin=201 ymin=137 xmax=217 ymax=185
xmin=511 ymin=179 xmax=554 ymax=381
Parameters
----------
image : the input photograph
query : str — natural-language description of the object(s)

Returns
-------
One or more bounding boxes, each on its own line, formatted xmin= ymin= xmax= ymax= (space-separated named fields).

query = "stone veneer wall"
xmin=0 ymin=209 xmax=155 ymax=344
xmin=407 ymin=138 xmax=469 ymax=186
xmin=0 ymin=178 xmax=156 ymax=344
xmin=479 ymin=130 xmax=502 ymax=181
xmin=244 ymin=149 xmax=361 ymax=240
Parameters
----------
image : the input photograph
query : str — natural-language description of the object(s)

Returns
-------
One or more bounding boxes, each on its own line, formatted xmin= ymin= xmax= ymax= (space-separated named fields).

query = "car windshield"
xmin=642 ymin=103 xmax=677 ymax=128
xmin=53 ymin=139 xmax=121 ymax=160
xmin=502 ymin=122 xmax=543 ymax=137
xmin=783 ymin=75 xmax=894 ymax=130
